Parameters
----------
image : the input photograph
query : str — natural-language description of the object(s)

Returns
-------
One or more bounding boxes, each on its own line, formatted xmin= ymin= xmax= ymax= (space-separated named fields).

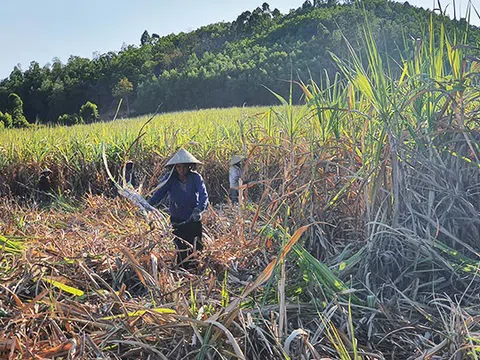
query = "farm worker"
xmin=37 ymin=168 xmax=53 ymax=193
xmin=37 ymin=167 xmax=53 ymax=203
xmin=229 ymin=155 xmax=245 ymax=203
xmin=148 ymin=148 xmax=209 ymax=270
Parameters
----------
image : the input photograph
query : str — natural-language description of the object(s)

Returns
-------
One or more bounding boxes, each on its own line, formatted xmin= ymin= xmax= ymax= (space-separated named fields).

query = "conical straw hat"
xmin=230 ymin=155 xmax=245 ymax=166
xmin=165 ymin=148 xmax=202 ymax=166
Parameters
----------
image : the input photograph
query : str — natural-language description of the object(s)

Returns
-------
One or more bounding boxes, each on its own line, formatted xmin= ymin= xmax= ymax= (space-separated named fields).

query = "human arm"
xmin=195 ymin=174 xmax=209 ymax=212
xmin=147 ymin=174 xmax=170 ymax=206
xmin=188 ymin=174 xmax=209 ymax=222
xmin=229 ymin=165 xmax=243 ymax=188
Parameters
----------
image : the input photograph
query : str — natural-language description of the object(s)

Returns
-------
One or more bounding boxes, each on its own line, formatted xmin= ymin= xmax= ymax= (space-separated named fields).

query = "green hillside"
xmin=1 ymin=0 xmax=479 ymax=125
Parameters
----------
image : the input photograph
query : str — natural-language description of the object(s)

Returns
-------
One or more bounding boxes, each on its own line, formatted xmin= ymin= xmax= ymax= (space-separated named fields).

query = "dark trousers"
xmin=229 ymin=188 xmax=239 ymax=203
xmin=171 ymin=219 xmax=203 ymax=270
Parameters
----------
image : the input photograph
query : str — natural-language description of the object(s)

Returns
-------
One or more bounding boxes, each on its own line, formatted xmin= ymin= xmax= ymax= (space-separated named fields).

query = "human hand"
xmin=190 ymin=208 xmax=202 ymax=222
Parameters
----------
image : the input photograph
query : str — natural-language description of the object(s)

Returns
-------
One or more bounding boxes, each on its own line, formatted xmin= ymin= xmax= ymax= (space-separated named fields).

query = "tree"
xmin=58 ymin=113 xmax=82 ymax=126
xmin=112 ymin=77 xmax=133 ymax=115
xmin=302 ymin=0 xmax=313 ymax=9
xmin=112 ymin=77 xmax=134 ymax=116
xmin=79 ymin=101 xmax=99 ymax=123
xmin=151 ymin=33 xmax=160 ymax=45
xmin=272 ymin=8 xmax=281 ymax=18
xmin=8 ymin=93 xmax=29 ymax=128
xmin=8 ymin=92 xmax=23 ymax=111
xmin=234 ymin=11 xmax=252 ymax=33
xmin=141 ymin=30 xmax=151 ymax=46
xmin=262 ymin=2 xmax=271 ymax=14
xmin=0 ymin=111 xmax=13 ymax=128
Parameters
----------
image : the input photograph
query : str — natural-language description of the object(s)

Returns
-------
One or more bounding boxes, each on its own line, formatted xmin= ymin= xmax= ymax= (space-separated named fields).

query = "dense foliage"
xmin=8 ymin=93 xmax=29 ymax=128
xmin=0 ymin=111 xmax=12 ymax=128
xmin=79 ymin=101 xmax=100 ymax=124
xmin=0 ymin=0 xmax=479 ymax=124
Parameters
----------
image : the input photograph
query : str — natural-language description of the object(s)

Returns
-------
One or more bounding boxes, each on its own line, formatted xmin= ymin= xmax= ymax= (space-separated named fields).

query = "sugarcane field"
xmin=1 ymin=2 xmax=480 ymax=359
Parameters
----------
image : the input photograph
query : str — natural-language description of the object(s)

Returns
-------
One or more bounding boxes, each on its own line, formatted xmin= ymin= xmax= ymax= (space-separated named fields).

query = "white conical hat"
xmin=230 ymin=155 xmax=245 ymax=166
xmin=165 ymin=148 xmax=202 ymax=166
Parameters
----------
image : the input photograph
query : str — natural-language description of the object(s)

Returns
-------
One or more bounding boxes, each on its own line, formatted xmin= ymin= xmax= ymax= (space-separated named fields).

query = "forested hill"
xmin=1 ymin=0 xmax=479 ymax=126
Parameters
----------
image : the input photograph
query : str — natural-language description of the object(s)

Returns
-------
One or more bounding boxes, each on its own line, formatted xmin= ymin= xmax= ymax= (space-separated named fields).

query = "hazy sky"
xmin=0 ymin=0 xmax=478 ymax=80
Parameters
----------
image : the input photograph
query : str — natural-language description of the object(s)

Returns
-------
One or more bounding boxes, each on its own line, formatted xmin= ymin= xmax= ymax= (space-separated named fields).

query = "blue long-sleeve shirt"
xmin=148 ymin=171 xmax=209 ymax=221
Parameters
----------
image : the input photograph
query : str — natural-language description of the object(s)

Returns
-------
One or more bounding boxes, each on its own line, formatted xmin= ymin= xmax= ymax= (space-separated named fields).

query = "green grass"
xmin=0 ymin=107 xmax=268 ymax=167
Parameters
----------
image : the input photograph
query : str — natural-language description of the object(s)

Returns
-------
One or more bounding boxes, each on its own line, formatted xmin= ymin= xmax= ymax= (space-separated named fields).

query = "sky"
xmin=0 ymin=0 xmax=478 ymax=81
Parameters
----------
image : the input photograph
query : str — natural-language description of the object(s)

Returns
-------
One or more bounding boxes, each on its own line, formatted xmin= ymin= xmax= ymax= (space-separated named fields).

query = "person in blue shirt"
xmin=148 ymin=148 xmax=209 ymax=270
xmin=229 ymin=155 xmax=245 ymax=203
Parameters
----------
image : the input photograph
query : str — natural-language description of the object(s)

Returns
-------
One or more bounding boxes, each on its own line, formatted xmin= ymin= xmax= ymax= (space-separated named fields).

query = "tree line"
xmin=1 ymin=0 xmax=478 ymax=127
